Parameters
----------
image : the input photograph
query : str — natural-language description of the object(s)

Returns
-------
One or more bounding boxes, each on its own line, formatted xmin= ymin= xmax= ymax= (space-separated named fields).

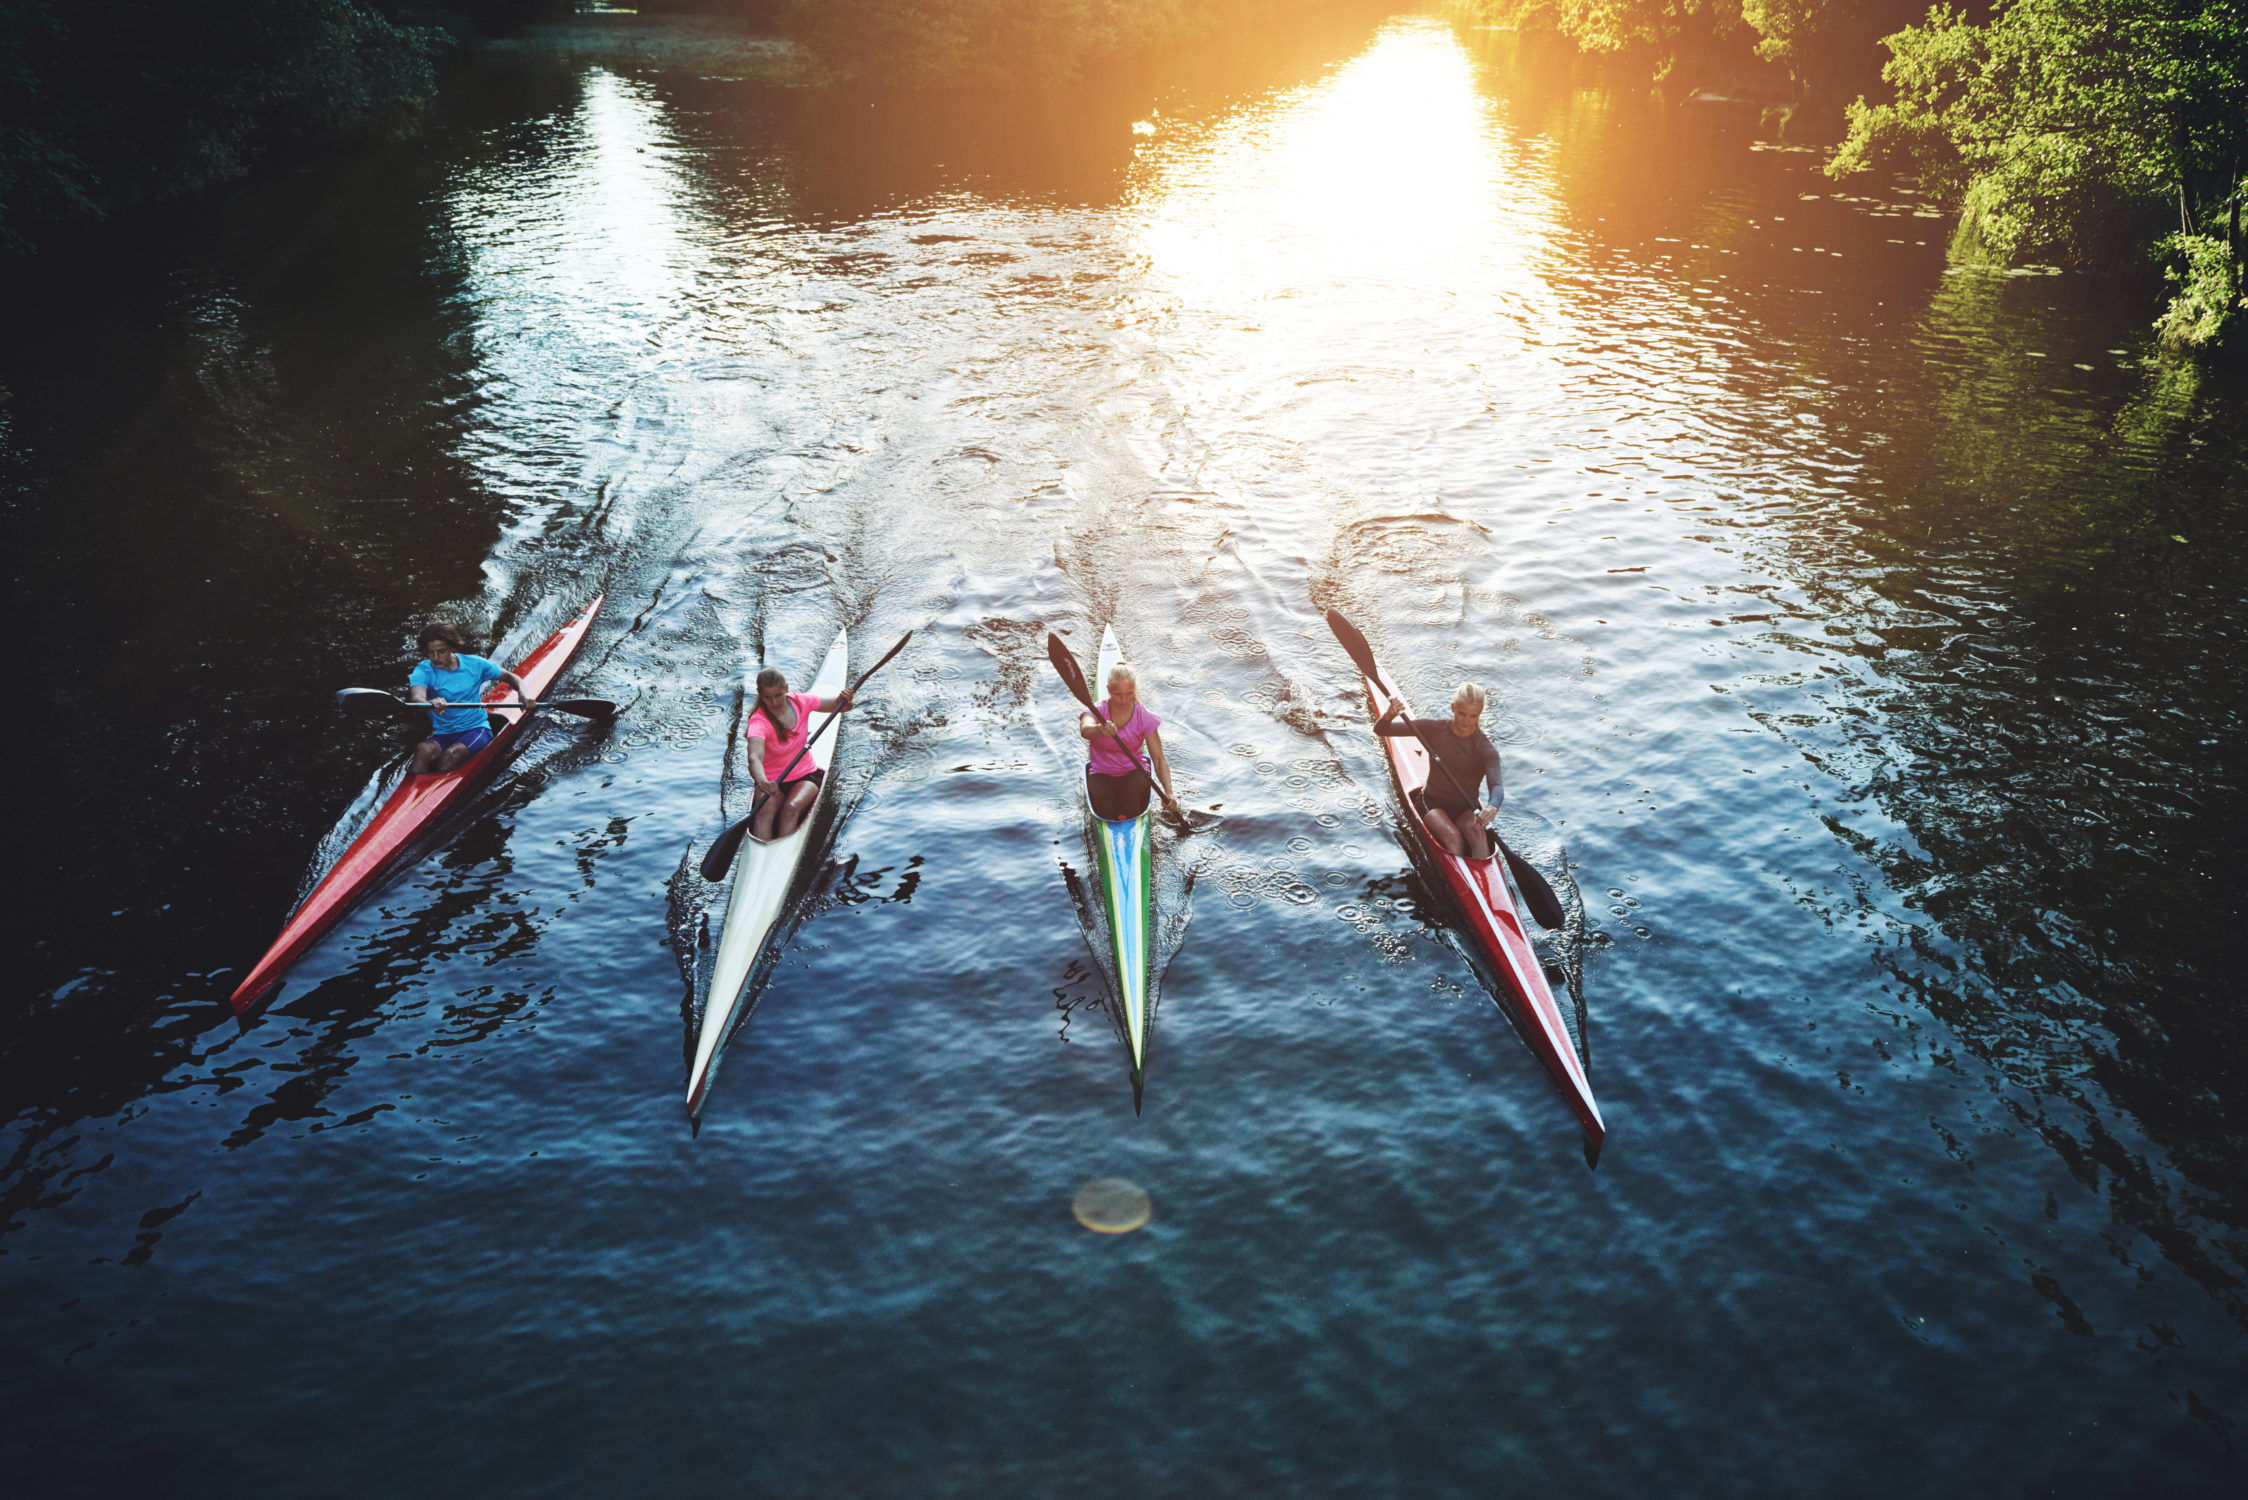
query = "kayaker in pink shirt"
xmin=743 ymin=665 xmax=855 ymax=841
xmin=1080 ymin=659 xmax=1180 ymax=821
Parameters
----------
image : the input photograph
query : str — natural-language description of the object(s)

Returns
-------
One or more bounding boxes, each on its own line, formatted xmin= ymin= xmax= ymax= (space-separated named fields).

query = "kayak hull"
xmin=230 ymin=596 xmax=606 ymax=1014
xmin=687 ymin=629 xmax=849 ymax=1118
xmin=1358 ymin=660 xmax=1604 ymax=1152
xmin=1085 ymin=625 xmax=1155 ymax=1073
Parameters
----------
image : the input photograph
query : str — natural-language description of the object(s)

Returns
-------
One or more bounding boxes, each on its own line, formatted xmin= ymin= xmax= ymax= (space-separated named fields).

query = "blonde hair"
xmin=1107 ymin=662 xmax=1139 ymax=692
xmin=1450 ymin=682 xmax=1486 ymax=714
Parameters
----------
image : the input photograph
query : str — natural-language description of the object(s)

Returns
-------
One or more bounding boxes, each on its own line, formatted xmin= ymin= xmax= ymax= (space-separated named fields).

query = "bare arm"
xmin=743 ymin=730 xmax=774 ymax=794
xmin=814 ymin=688 xmax=855 ymax=713
xmin=1079 ymin=709 xmax=1117 ymax=739
xmin=1144 ymin=728 xmax=1179 ymax=810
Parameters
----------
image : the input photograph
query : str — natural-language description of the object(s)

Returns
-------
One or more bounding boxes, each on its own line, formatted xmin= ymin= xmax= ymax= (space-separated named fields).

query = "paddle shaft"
xmin=1375 ymin=699 xmax=1497 ymax=828
xmin=701 ymin=630 xmax=913 ymax=881
xmin=1387 ymin=707 xmax=1560 ymax=925
xmin=339 ymin=688 xmax=614 ymax=721
xmin=1046 ymin=632 xmax=1179 ymax=817
xmin=1325 ymin=608 xmax=1563 ymax=929
xmin=748 ymin=630 xmax=913 ymax=794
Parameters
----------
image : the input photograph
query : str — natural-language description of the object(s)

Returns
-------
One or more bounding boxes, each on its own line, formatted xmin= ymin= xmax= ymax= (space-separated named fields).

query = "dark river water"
xmin=6 ymin=14 xmax=2246 ymax=1496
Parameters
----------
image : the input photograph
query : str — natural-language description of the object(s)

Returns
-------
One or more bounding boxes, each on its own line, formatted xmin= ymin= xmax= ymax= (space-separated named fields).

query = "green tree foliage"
xmin=0 ymin=0 xmax=443 ymax=254
xmin=1828 ymin=0 xmax=2248 ymax=348
xmin=1736 ymin=0 xmax=1921 ymax=104
xmin=1450 ymin=0 xmax=1749 ymax=75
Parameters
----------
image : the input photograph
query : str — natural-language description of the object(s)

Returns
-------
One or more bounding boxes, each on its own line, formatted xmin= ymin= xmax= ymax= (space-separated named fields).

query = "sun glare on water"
xmin=1126 ymin=21 xmax=1557 ymax=319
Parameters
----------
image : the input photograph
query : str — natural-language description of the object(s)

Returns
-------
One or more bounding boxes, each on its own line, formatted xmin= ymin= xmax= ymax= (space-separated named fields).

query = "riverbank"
xmin=476 ymin=13 xmax=818 ymax=83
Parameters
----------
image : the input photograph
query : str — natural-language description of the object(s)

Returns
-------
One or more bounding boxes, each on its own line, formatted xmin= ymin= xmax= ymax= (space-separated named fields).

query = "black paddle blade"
xmin=1330 ymin=607 xmax=1566 ymax=930
xmin=700 ymin=814 xmax=755 ymax=882
xmin=700 ymin=629 xmax=909 ymax=885
xmin=1500 ymin=841 xmax=1567 ymax=931
xmin=1046 ymin=632 xmax=1097 ymax=712
xmin=541 ymin=698 xmax=617 ymax=721
xmin=336 ymin=688 xmax=411 ymax=718
xmin=858 ymin=630 xmax=914 ymax=691
xmin=1167 ymin=805 xmax=1222 ymax=836
xmin=1324 ymin=608 xmax=1380 ymax=683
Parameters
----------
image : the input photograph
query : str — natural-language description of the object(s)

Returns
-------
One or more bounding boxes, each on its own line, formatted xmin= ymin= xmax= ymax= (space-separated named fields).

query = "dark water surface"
xmin=6 ymin=16 xmax=2246 ymax=1496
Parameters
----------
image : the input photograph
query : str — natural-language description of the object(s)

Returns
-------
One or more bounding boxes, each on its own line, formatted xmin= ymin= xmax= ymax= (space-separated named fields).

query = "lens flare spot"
xmin=1072 ymin=1178 xmax=1153 ymax=1234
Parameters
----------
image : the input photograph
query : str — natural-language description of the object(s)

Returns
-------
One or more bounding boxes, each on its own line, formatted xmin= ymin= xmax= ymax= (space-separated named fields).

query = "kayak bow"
xmin=1083 ymin=625 xmax=1155 ymax=1076
xmin=230 ymin=595 xmax=605 ymax=1014
xmin=687 ymin=629 xmax=849 ymax=1118
xmin=1347 ymin=631 xmax=1605 ymax=1155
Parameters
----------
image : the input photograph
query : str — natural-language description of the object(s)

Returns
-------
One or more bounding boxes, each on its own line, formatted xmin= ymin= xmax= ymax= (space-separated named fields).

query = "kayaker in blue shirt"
xmin=1375 ymin=681 xmax=1502 ymax=859
xmin=407 ymin=622 xmax=533 ymax=774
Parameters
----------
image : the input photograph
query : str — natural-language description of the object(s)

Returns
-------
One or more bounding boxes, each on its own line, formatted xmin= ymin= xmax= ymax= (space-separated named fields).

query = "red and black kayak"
xmin=229 ymin=596 xmax=605 ymax=1014
xmin=1340 ymin=624 xmax=1605 ymax=1156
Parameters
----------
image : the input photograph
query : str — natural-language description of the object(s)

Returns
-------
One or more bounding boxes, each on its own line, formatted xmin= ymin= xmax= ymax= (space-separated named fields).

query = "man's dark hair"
xmin=418 ymin=622 xmax=465 ymax=651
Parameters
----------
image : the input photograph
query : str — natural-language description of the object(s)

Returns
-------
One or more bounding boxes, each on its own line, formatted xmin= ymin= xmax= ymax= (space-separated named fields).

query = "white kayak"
xmin=1083 ymin=624 xmax=1155 ymax=1075
xmin=687 ymin=630 xmax=849 ymax=1117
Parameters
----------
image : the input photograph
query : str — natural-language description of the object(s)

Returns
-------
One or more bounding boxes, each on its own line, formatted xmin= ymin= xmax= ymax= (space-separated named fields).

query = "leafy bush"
xmin=2155 ymin=232 xmax=2244 ymax=350
xmin=1445 ymin=0 xmax=1748 ymax=74
xmin=1828 ymin=0 xmax=2247 ymax=350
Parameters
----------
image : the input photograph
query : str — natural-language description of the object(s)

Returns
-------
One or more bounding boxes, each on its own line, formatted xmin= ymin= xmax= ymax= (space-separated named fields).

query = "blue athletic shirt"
xmin=409 ymin=654 xmax=504 ymax=734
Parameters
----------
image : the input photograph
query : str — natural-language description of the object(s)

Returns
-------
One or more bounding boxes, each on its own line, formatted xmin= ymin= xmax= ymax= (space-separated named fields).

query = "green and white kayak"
xmin=1083 ymin=624 xmax=1155 ymax=1074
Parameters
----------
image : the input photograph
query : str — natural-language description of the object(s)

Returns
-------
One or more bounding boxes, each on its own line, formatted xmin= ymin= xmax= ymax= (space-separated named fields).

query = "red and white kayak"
xmin=229 ymin=596 xmax=605 ymax=1013
xmin=1353 ymin=651 xmax=1605 ymax=1155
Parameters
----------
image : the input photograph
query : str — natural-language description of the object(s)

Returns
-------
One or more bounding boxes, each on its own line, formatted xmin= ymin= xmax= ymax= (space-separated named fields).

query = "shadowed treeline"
xmin=0 ymin=1 xmax=561 ymax=254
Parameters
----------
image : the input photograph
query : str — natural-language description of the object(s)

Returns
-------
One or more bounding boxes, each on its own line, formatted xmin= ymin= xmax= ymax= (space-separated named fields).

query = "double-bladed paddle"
xmin=699 ymin=630 xmax=914 ymax=883
xmin=1045 ymin=631 xmax=1213 ymax=832
xmin=336 ymin=687 xmax=617 ymax=721
xmin=1323 ymin=608 xmax=1567 ymax=931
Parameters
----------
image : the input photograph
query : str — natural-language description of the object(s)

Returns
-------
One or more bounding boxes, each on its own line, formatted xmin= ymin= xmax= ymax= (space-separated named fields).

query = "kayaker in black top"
xmin=1375 ymin=681 xmax=1502 ymax=859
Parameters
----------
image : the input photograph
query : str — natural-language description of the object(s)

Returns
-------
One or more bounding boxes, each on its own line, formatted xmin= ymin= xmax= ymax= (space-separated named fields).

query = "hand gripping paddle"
xmin=1046 ymin=631 xmax=1213 ymax=832
xmin=700 ymin=630 xmax=913 ymax=883
xmin=1324 ymin=608 xmax=1566 ymax=931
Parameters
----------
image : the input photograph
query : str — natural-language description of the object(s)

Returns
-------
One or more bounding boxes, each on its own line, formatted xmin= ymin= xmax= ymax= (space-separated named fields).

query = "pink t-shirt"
xmin=746 ymin=691 xmax=822 ymax=782
xmin=1086 ymin=700 xmax=1161 ymax=776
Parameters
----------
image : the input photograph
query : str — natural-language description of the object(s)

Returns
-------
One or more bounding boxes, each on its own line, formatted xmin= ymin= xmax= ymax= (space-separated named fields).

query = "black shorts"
xmin=1414 ymin=782 xmax=1477 ymax=818
xmin=778 ymin=768 xmax=825 ymax=792
xmin=1087 ymin=768 xmax=1151 ymax=821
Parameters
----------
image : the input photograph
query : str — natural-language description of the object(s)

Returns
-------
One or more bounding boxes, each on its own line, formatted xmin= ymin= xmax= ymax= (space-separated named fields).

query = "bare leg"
xmin=773 ymin=778 xmax=820 ymax=838
xmin=437 ymin=740 xmax=479 ymax=773
xmin=1460 ymin=819 xmax=1492 ymax=860
xmin=751 ymin=788 xmax=780 ymax=842
xmin=1422 ymin=806 xmax=1469 ymax=858
xmin=412 ymin=737 xmax=442 ymax=774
